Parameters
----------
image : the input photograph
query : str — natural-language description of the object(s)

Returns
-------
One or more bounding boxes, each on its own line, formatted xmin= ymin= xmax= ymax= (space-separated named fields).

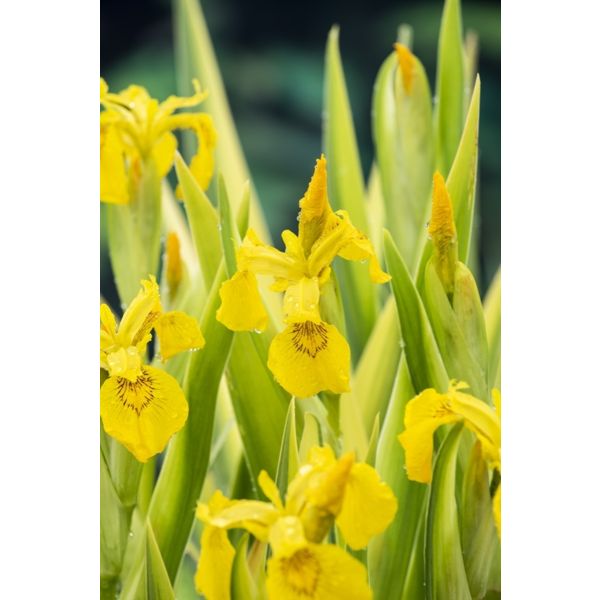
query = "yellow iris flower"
xmin=100 ymin=276 xmax=205 ymax=462
xmin=100 ymin=78 xmax=217 ymax=204
xmin=194 ymin=444 xmax=397 ymax=600
xmin=398 ymin=381 xmax=501 ymax=535
xmin=216 ymin=155 xmax=390 ymax=397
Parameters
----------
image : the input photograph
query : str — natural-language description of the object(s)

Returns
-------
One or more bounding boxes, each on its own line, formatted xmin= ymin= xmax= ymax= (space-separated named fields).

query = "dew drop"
xmin=128 ymin=531 xmax=134 ymax=538
xmin=253 ymin=329 xmax=263 ymax=334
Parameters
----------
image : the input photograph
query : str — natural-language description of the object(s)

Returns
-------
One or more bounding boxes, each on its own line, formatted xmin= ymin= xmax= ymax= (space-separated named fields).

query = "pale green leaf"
xmin=143 ymin=262 xmax=234 ymax=581
xmin=106 ymin=159 xmax=162 ymax=305
xmin=324 ymin=25 xmax=377 ymax=356
xmin=355 ymin=296 xmax=401 ymax=435
xmin=174 ymin=153 xmax=221 ymax=290
xmin=174 ymin=0 xmax=270 ymax=241
xmin=461 ymin=442 xmax=499 ymax=598
xmin=383 ymin=231 xmax=448 ymax=393
xmin=425 ymin=423 xmax=470 ymax=600
xmin=434 ymin=0 xmax=465 ymax=175
xmin=372 ymin=48 xmax=434 ymax=270
xmin=275 ymin=398 xmax=300 ymax=493
xmin=484 ymin=268 xmax=501 ymax=390
xmin=231 ymin=534 xmax=259 ymax=600
xmin=369 ymin=355 xmax=426 ymax=600
xmin=422 ymin=261 xmax=487 ymax=400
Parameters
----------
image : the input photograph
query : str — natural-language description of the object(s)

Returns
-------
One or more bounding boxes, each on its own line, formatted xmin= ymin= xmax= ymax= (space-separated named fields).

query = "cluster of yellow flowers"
xmin=100 ymin=49 xmax=500 ymax=597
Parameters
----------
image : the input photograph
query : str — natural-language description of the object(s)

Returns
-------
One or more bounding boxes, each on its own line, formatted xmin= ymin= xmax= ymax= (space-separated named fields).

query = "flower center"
xmin=291 ymin=321 xmax=328 ymax=358
xmin=281 ymin=548 xmax=321 ymax=597
xmin=114 ymin=368 xmax=156 ymax=415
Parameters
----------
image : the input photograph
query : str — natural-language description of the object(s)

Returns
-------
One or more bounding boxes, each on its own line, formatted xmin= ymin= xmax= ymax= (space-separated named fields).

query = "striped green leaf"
xmin=372 ymin=49 xmax=434 ymax=270
xmin=173 ymin=0 xmax=270 ymax=241
xmin=324 ymin=25 xmax=377 ymax=357
xmin=425 ymin=423 xmax=470 ymax=600
xmin=434 ymin=0 xmax=465 ymax=175
xmin=383 ymin=231 xmax=448 ymax=394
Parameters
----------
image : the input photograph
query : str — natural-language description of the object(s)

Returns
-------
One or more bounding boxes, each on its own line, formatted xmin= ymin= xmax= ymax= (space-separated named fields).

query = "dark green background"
xmin=101 ymin=0 xmax=499 ymax=297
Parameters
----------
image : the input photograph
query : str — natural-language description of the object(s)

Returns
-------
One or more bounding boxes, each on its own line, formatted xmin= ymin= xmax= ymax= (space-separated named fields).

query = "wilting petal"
xmin=194 ymin=525 xmax=235 ymax=600
xmin=100 ymin=366 xmax=188 ymax=462
xmin=216 ymin=270 xmax=268 ymax=332
xmin=188 ymin=113 xmax=217 ymax=191
xmin=267 ymin=321 xmax=350 ymax=397
xmin=100 ymin=124 xmax=129 ymax=205
xmin=336 ymin=463 xmax=398 ymax=549
xmin=394 ymin=43 xmax=416 ymax=94
xmin=298 ymin=155 xmax=333 ymax=255
xmin=428 ymin=172 xmax=458 ymax=293
xmin=154 ymin=310 xmax=205 ymax=360
xmin=156 ymin=79 xmax=208 ymax=119
xmin=266 ymin=542 xmax=372 ymax=600
xmin=337 ymin=228 xmax=391 ymax=283
xmin=398 ymin=388 xmax=461 ymax=483
xmin=117 ymin=276 xmax=162 ymax=349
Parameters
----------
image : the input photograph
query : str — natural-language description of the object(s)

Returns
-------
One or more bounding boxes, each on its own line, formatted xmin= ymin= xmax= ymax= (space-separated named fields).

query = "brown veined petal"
xmin=100 ymin=366 xmax=188 ymax=462
xmin=267 ymin=321 xmax=350 ymax=398
xmin=154 ymin=310 xmax=205 ymax=361
xmin=266 ymin=542 xmax=372 ymax=600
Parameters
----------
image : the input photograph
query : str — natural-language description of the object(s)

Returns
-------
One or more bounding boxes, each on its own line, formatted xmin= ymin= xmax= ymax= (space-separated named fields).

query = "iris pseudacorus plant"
xmin=100 ymin=78 xmax=217 ymax=204
xmin=195 ymin=444 xmax=397 ymax=600
xmin=398 ymin=381 xmax=501 ymax=534
xmin=216 ymin=155 xmax=390 ymax=398
xmin=100 ymin=276 xmax=205 ymax=462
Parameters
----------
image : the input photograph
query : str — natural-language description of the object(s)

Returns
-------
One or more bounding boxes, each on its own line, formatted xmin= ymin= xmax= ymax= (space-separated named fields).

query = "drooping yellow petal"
xmin=493 ymin=484 xmax=501 ymax=539
xmin=428 ymin=172 xmax=458 ymax=293
xmin=398 ymin=383 xmax=501 ymax=483
xmin=306 ymin=452 xmax=354 ymax=515
xmin=394 ymin=43 xmax=416 ymax=94
xmin=195 ymin=525 xmax=235 ymax=600
xmin=216 ymin=270 xmax=268 ymax=332
xmin=267 ymin=321 xmax=350 ymax=397
xmin=117 ymin=276 xmax=162 ymax=349
xmin=266 ymin=542 xmax=372 ymax=600
xmin=336 ymin=226 xmax=391 ymax=283
xmin=398 ymin=388 xmax=462 ymax=483
xmin=335 ymin=463 xmax=398 ymax=549
xmin=154 ymin=310 xmax=205 ymax=361
xmin=100 ymin=124 xmax=129 ymax=204
xmin=152 ymin=131 xmax=178 ymax=178
xmin=100 ymin=366 xmax=188 ymax=462
xmin=298 ymin=155 xmax=333 ymax=255
xmin=283 ymin=277 xmax=321 ymax=323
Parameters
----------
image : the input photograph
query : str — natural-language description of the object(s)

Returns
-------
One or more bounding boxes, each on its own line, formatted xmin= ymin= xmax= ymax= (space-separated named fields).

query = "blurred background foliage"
xmin=101 ymin=0 xmax=499 ymax=303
